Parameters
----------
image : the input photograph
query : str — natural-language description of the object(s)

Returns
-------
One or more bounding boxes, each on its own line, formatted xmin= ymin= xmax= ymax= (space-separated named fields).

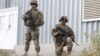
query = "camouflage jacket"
xmin=52 ymin=24 xmax=75 ymax=40
xmin=22 ymin=9 xmax=44 ymax=27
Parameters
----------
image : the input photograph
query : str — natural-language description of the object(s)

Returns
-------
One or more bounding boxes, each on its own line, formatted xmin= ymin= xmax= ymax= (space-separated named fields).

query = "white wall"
xmin=0 ymin=7 xmax=18 ymax=49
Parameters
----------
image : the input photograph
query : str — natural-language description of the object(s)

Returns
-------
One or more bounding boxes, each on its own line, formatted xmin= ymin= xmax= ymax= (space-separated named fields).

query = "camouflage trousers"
xmin=25 ymin=27 xmax=40 ymax=52
xmin=54 ymin=37 xmax=73 ymax=56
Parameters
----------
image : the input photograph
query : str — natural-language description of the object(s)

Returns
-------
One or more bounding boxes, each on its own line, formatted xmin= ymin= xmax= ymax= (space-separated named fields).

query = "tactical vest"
xmin=25 ymin=10 xmax=35 ymax=27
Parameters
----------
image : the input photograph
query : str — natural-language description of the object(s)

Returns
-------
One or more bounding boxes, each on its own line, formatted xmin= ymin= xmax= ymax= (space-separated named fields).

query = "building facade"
xmin=0 ymin=0 xmax=100 ymax=46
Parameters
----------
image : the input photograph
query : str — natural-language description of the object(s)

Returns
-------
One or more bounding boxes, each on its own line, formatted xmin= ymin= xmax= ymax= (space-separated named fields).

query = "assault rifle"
xmin=57 ymin=27 xmax=79 ymax=46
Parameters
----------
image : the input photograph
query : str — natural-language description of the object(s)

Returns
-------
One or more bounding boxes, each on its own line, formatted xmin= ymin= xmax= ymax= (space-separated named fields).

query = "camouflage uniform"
xmin=52 ymin=24 xmax=75 ymax=56
xmin=22 ymin=8 xmax=44 ymax=53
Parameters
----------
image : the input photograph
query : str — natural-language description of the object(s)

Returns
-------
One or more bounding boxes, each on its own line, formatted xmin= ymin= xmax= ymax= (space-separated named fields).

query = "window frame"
xmin=82 ymin=0 xmax=100 ymax=22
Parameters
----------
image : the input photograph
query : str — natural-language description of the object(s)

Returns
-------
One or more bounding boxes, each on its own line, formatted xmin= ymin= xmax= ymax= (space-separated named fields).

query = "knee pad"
xmin=56 ymin=50 xmax=62 ymax=55
xmin=35 ymin=46 xmax=40 ymax=52
xmin=67 ymin=37 xmax=72 ymax=43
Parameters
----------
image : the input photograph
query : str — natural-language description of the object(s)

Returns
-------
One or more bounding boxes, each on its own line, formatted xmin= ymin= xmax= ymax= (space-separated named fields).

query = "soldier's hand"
xmin=54 ymin=32 xmax=59 ymax=37
xmin=25 ymin=15 xmax=30 ymax=18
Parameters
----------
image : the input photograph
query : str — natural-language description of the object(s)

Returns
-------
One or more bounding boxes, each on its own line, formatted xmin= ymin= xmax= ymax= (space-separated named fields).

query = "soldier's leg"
xmin=33 ymin=39 xmax=40 ymax=52
xmin=66 ymin=37 xmax=73 ymax=54
xmin=25 ymin=33 xmax=32 ymax=52
xmin=55 ymin=43 xmax=63 ymax=56
xmin=31 ymin=31 xmax=40 ymax=53
xmin=23 ymin=31 xmax=32 ymax=56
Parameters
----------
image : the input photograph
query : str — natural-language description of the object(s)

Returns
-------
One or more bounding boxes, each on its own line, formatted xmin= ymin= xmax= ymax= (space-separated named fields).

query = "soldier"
xmin=52 ymin=16 xmax=75 ymax=56
xmin=22 ymin=0 xmax=44 ymax=56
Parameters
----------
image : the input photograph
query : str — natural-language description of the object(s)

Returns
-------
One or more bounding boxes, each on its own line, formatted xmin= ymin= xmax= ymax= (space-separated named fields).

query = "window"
xmin=0 ymin=16 xmax=7 ymax=32
xmin=83 ymin=0 xmax=100 ymax=21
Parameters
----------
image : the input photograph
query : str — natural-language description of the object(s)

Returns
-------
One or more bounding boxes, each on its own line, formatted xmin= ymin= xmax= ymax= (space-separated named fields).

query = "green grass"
xmin=0 ymin=49 xmax=13 ymax=56
xmin=81 ymin=31 xmax=100 ymax=56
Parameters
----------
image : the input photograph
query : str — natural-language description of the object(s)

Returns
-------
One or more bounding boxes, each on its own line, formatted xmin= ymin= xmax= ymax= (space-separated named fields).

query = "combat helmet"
xmin=59 ymin=16 xmax=68 ymax=23
xmin=30 ymin=0 xmax=38 ymax=7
